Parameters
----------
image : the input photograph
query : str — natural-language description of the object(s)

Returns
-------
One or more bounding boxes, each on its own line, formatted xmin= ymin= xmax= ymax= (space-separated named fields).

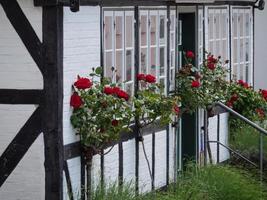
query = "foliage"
xmin=77 ymin=165 xmax=267 ymax=200
xmin=70 ymin=67 xmax=133 ymax=152
xmin=134 ymin=73 xmax=180 ymax=127
xmin=176 ymin=52 xmax=229 ymax=113
xmin=227 ymin=80 xmax=267 ymax=121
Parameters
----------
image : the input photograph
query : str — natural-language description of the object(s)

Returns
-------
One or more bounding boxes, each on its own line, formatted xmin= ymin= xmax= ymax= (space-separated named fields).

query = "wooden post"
xmin=42 ymin=5 xmax=64 ymax=200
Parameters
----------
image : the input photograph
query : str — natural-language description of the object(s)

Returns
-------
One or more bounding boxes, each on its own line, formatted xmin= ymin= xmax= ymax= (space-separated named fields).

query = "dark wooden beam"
xmin=42 ymin=5 xmax=64 ymax=200
xmin=0 ymin=89 xmax=43 ymax=104
xmin=0 ymin=0 xmax=44 ymax=75
xmin=63 ymin=161 xmax=74 ymax=200
xmin=0 ymin=107 xmax=42 ymax=186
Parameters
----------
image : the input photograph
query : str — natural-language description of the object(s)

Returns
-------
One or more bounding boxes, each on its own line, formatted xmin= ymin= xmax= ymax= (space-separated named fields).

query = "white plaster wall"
xmin=255 ymin=8 xmax=267 ymax=89
xmin=0 ymin=1 xmax=45 ymax=199
xmin=63 ymin=6 xmax=101 ymax=199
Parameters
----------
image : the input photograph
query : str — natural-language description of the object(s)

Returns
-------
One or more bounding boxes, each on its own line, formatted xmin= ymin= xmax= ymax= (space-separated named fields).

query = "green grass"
xmin=83 ymin=165 xmax=267 ymax=200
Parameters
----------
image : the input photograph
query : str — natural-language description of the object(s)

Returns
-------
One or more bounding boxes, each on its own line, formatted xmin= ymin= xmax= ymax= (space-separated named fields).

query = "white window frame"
xmin=230 ymin=6 xmax=253 ymax=85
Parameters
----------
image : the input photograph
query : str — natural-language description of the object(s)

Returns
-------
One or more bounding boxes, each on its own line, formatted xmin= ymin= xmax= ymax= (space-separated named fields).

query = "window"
xmin=205 ymin=7 xmax=230 ymax=64
xmin=231 ymin=7 xmax=253 ymax=84
xmin=104 ymin=10 xmax=135 ymax=96
xmin=170 ymin=10 xmax=176 ymax=91
xmin=198 ymin=7 xmax=204 ymax=66
xmin=139 ymin=9 xmax=168 ymax=94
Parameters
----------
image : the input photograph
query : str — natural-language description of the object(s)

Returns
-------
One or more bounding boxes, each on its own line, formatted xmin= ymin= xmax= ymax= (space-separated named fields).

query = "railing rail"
xmin=204 ymin=102 xmax=266 ymax=184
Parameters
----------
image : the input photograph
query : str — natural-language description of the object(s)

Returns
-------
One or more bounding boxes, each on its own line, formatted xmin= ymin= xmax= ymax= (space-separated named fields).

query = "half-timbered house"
xmin=0 ymin=0 xmax=264 ymax=199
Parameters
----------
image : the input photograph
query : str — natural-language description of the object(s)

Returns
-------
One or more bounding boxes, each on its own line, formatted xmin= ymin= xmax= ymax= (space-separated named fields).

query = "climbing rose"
xmin=230 ymin=94 xmax=239 ymax=102
xmin=173 ymin=105 xmax=180 ymax=115
xmin=74 ymin=77 xmax=92 ymax=89
xmin=260 ymin=89 xmax=267 ymax=101
xmin=207 ymin=55 xmax=217 ymax=64
xmin=207 ymin=62 xmax=216 ymax=70
xmin=137 ymin=73 xmax=146 ymax=81
xmin=256 ymin=108 xmax=265 ymax=119
xmin=112 ymin=86 xmax=121 ymax=94
xmin=191 ymin=80 xmax=201 ymax=88
xmin=238 ymin=80 xmax=249 ymax=89
xmin=116 ymin=89 xmax=129 ymax=101
xmin=111 ymin=119 xmax=119 ymax=127
xmin=186 ymin=51 xmax=195 ymax=59
xmin=145 ymin=74 xmax=156 ymax=83
xmin=103 ymin=86 xmax=113 ymax=95
xmin=70 ymin=93 xmax=83 ymax=109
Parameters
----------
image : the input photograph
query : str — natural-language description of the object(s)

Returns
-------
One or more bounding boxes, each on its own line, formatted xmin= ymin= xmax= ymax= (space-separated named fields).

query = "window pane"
xmin=125 ymin=83 xmax=133 ymax=97
xmin=160 ymin=47 xmax=165 ymax=76
xmin=171 ymin=33 xmax=175 ymax=50
xmin=160 ymin=15 xmax=165 ymax=43
xmin=126 ymin=50 xmax=132 ymax=82
xmin=150 ymin=15 xmax=157 ymax=46
xmin=245 ymin=13 xmax=250 ymax=36
xmin=105 ymin=51 xmax=113 ymax=80
xmin=150 ymin=47 xmax=157 ymax=76
xmin=116 ymin=16 xmax=123 ymax=49
xmin=239 ymin=64 xmax=244 ymax=80
xmin=240 ymin=38 xmax=244 ymax=63
xmin=209 ymin=13 xmax=214 ymax=40
xmin=140 ymin=48 xmax=147 ymax=73
xmin=233 ymin=13 xmax=238 ymax=37
xmin=141 ymin=15 xmax=147 ymax=46
xmin=240 ymin=14 xmax=244 ymax=37
xmin=221 ymin=14 xmax=227 ymax=38
xmin=126 ymin=16 xmax=133 ymax=48
xmin=105 ymin=16 xmax=113 ymax=50
xmin=215 ymin=14 xmax=220 ymax=39
xmin=245 ymin=39 xmax=250 ymax=62
xmin=233 ymin=39 xmax=238 ymax=63
xmin=171 ymin=51 xmax=175 ymax=68
xmin=116 ymin=51 xmax=123 ymax=83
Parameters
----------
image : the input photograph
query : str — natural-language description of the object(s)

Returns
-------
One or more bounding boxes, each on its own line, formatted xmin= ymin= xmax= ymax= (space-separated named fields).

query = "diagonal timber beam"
xmin=0 ymin=0 xmax=44 ymax=75
xmin=0 ymin=89 xmax=43 ymax=104
xmin=0 ymin=107 xmax=42 ymax=186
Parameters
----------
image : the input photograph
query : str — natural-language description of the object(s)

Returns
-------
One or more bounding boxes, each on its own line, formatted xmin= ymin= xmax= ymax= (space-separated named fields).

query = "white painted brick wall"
xmin=0 ymin=1 xmax=45 ymax=199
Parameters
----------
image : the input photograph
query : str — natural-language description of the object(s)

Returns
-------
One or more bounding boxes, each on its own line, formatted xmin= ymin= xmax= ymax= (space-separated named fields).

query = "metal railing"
xmin=203 ymin=102 xmax=266 ymax=183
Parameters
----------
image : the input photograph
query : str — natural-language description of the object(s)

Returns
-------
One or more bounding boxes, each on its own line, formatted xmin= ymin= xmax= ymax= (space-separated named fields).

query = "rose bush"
xmin=176 ymin=52 xmax=229 ymax=113
xmin=70 ymin=67 xmax=133 ymax=153
xmin=134 ymin=73 xmax=180 ymax=127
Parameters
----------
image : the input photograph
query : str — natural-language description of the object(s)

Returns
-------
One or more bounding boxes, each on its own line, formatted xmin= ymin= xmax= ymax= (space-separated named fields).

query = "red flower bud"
xmin=191 ymin=80 xmax=201 ymax=88
xmin=103 ymin=86 xmax=114 ymax=95
xmin=116 ymin=89 xmax=129 ymax=101
xmin=207 ymin=62 xmax=216 ymax=70
xmin=111 ymin=119 xmax=119 ymax=127
xmin=70 ymin=93 xmax=83 ymax=109
xmin=230 ymin=94 xmax=239 ymax=102
xmin=74 ymin=77 xmax=92 ymax=89
xmin=173 ymin=105 xmax=180 ymax=115
xmin=145 ymin=74 xmax=156 ymax=83
xmin=137 ymin=73 xmax=146 ymax=81
xmin=186 ymin=51 xmax=195 ymax=59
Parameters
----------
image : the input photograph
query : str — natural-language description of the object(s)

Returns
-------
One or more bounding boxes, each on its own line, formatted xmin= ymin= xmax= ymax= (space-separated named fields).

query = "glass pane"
xmin=150 ymin=15 xmax=157 ymax=46
xmin=233 ymin=64 xmax=238 ymax=80
xmin=105 ymin=51 xmax=113 ymax=79
xmin=239 ymin=64 xmax=244 ymax=80
xmin=171 ymin=51 xmax=175 ymax=68
xmin=116 ymin=16 xmax=123 ymax=49
xmin=245 ymin=13 xmax=250 ymax=36
xmin=209 ymin=41 xmax=214 ymax=54
xmin=150 ymin=47 xmax=157 ymax=76
xmin=105 ymin=16 xmax=113 ymax=50
xmin=233 ymin=39 xmax=238 ymax=63
xmin=246 ymin=63 xmax=250 ymax=82
xmin=160 ymin=47 xmax=165 ymax=76
xmin=116 ymin=51 xmax=123 ymax=83
xmin=126 ymin=16 xmax=133 ymax=48
xmin=171 ymin=33 xmax=175 ymax=50
xmin=171 ymin=14 xmax=175 ymax=31
xmin=233 ymin=13 xmax=238 ymax=37
xmin=160 ymin=78 xmax=165 ymax=87
xmin=216 ymin=41 xmax=220 ymax=57
xmin=221 ymin=14 xmax=227 ymax=38
xmin=160 ymin=15 xmax=165 ymax=42
xmin=240 ymin=38 xmax=244 ymax=63
xmin=245 ymin=39 xmax=250 ymax=62
xmin=126 ymin=50 xmax=132 ymax=82
xmin=141 ymin=15 xmax=147 ymax=46
xmin=140 ymin=48 xmax=147 ymax=73
xmin=209 ymin=13 xmax=214 ymax=40
xmin=240 ymin=13 xmax=244 ymax=37
xmin=215 ymin=14 xmax=220 ymax=39
xmin=222 ymin=40 xmax=227 ymax=61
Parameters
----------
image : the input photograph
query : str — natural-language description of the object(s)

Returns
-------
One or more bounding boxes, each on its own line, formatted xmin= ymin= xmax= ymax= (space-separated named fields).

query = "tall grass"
xmin=81 ymin=165 xmax=267 ymax=200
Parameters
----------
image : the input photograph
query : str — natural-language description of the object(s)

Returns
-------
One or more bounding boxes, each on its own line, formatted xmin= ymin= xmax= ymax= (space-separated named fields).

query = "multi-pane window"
xmin=170 ymin=9 xmax=176 ymax=91
xmin=205 ymin=7 xmax=230 ymax=64
xmin=103 ymin=10 xmax=135 ymax=96
xmin=198 ymin=7 xmax=204 ymax=66
xmin=139 ymin=9 xmax=168 ymax=94
xmin=231 ymin=7 xmax=253 ymax=84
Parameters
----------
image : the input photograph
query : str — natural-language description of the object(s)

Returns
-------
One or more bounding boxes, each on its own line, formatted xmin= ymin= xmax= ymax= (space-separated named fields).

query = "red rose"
xmin=207 ymin=55 xmax=217 ymax=63
xmin=111 ymin=119 xmax=119 ymax=127
xmin=238 ymin=80 xmax=249 ymax=89
xmin=70 ymin=93 xmax=83 ymax=109
xmin=74 ymin=77 xmax=92 ymax=89
xmin=173 ymin=105 xmax=180 ymax=115
xmin=137 ymin=73 xmax=146 ymax=81
xmin=260 ymin=89 xmax=267 ymax=100
xmin=207 ymin=62 xmax=216 ymax=70
xmin=186 ymin=51 xmax=195 ymax=59
xmin=230 ymin=94 xmax=239 ymax=102
xmin=116 ymin=89 xmax=129 ymax=101
xmin=226 ymin=101 xmax=233 ymax=108
xmin=103 ymin=86 xmax=113 ymax=95
xmin=256 ymin=108 xmax=265 ymax=119
xmin=112 ymin=86 xmax=121 ymax=94
xmin=145 ymin=74 xmax=156 ymax=83
xmin=191 ymin=80 xmax=201 ymax=88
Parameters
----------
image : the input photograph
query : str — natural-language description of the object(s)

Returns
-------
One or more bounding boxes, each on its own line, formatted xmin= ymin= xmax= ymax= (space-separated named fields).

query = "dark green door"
xmin=178 ymin=13 xmax=197 ymax=166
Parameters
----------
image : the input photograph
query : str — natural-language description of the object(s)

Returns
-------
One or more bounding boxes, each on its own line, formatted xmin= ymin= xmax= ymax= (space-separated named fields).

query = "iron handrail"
xmin=215 ymin=102 xmax=267 ymax=136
